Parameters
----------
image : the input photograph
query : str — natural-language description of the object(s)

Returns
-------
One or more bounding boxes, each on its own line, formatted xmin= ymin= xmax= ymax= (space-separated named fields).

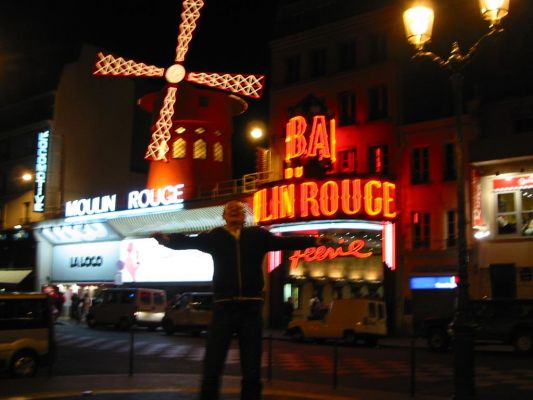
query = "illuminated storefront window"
xmin=496 ymin=189 xmax=533 ymax=236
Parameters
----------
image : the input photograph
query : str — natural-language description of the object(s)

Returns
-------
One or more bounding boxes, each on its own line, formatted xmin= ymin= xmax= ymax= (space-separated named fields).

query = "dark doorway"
xmin=490 ymin=263 xmax=516 ymax=299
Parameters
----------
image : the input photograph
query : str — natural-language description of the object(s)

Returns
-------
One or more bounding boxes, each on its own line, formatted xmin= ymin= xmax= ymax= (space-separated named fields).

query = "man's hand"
xmin=316 ymin=234 xmax=335 ymax=246
xmin=152 ymin=231 xmax=170 ymax=245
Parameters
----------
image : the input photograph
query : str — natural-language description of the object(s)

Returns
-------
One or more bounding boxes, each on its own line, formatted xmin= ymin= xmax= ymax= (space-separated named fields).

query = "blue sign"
xmin=410 ymin=276 xmax=457 ymax=290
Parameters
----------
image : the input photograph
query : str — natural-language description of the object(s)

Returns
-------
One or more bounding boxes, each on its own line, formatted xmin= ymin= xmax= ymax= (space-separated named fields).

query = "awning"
xmin=0 ymin=269 xmax=32 ymax=284
xmin=33 ymin=204 xmax=254 ymax=244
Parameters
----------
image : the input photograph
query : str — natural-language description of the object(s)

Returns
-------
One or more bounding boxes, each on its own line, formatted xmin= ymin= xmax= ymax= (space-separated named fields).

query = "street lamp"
xmin=248 ymin=122 xmax=271 ymax=181
xmin=403 ymin=1 xmax=510 ymax=399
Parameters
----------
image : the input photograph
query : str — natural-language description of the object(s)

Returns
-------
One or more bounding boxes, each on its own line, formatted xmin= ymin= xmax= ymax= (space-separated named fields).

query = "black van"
xmin=0 ymin=292 xmax=56 ymax=377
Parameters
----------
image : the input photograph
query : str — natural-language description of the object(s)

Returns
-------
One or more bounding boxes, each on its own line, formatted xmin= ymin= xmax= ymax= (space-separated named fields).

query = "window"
xmin=368 ymin=85 xmax=388 ymax=120
xmin=213 ymin=142 xmax=223 ymax=162
xmin=338 ymin=91 xmax=356 ymax=126
xmin=309 ymin=48 xmax=327 ymax=78
xmin=496 ymin=192 xmax=517 ymax=235
xmin=411 ymin=146 xmax=429 ymax=184
xmin=193 ymin=139 xmax=207 ymax=159
xmin=446 ymin=210 xmax=457 ymax=247
xmin=140 ymin=292 xmax=151 ymax=305
xmin=338 ymin=39 xmax=357 ymax=71
xmin=368 ymin=145 xmax=388 ymax=174
xmin=284 ymin=54 xmax=300 ymax=84
xmin=172 ymin=138 xmax=186 ymax=159
xmin=367 ymin=32 xmax=387 ymax=64
xmin=443 ymin=143 xmax=456 ymax=181
xmin=413 ymin=212 xmax=430 ymax=249
xmin=496 ymin=188 xmax=533 ymax=236
xmin=338 ymin=148 xmax=357 ymax=173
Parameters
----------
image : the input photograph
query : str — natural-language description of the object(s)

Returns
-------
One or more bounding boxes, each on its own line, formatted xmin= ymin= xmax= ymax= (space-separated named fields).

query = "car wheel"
xmin=343 ymin=330 xmax=357 ymax=345
xmin=513 ymin=331 xmax=532 ymax=354
xmin=10 ymin=351 xmax=38 ymax=378
xmin=291 ymin=328 xmax=305 ymax=342
xmin=86 ymin=315 xmax=97 ymax=328
xmin=162 ymin=319 xmax=175 ymax=335
xmin=427 ymin=329 xmax=449 ymax=352
xmin=117 ymin=317 xmax=133 ymax=330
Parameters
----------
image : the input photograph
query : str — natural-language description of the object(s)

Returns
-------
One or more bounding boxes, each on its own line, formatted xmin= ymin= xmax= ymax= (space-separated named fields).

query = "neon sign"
xmin=288 ymin=239 xmax=373 ymax=270
xmin=253 ymin=178 xmax=397 ymax=224
xmin=65 ymin=184 xmax=184 ymax=217
xmin=33 ymin=130 xmax=50 ymax=212
xmin=285 ymin=115 xmax=336 ymax=163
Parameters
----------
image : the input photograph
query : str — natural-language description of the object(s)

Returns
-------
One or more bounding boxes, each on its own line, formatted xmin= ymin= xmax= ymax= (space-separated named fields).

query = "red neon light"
xmin=254 ymin=178 xmax=397 ymax=224
xmin=288 ymin=239 xmax=372 ymax=270
xmin=375 ymin=147 xmax=383 ymax=172
xmin=285 ymin=115 xmax=336 ymax=164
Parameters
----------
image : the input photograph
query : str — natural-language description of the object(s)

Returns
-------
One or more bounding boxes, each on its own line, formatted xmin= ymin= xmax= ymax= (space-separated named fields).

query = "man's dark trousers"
xmin=199 ymin=300 xmax=263 ymax=400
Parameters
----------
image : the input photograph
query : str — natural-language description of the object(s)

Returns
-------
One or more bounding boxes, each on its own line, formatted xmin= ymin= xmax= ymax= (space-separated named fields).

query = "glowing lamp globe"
xmin=479 ymin=0 xmax=510 ymax=26
xmin=403 ymin=6 xmax=434 ymax=50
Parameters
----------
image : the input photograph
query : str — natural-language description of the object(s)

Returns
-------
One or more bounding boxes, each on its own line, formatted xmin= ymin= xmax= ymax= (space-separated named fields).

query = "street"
xmin=30 ymin=321 xmax=532 ymax=400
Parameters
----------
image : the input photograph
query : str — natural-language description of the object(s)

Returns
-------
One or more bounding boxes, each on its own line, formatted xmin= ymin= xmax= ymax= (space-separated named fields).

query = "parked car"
xmin=86 ymin=288 xmax=167 ymax=330
xmin=162 ymin=292 xmax=213 ymax=336
xmin=286 ymin=298 xmax=387 ymax=346
xmin=421 ymin=298 xmax=533 ymax=353
xmin=0 ymin=292 xmax=56 ymax=377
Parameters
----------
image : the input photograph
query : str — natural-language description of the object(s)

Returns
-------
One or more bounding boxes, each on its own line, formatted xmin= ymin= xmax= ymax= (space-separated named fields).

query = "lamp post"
xmin=403 ymin=1 xmax=510 ymax=399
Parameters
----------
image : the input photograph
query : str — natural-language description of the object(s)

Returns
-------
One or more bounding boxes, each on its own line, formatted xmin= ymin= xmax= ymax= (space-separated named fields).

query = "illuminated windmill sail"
xmin=93 ymin=0 xmax=265 ymax=162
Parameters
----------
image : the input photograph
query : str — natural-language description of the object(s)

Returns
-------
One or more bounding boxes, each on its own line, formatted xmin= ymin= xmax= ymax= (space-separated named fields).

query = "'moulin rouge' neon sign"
xmin=288 ymin=239 xmax=373 ymax=270
xmin=253 ymin=178 xmax=397 ymax=224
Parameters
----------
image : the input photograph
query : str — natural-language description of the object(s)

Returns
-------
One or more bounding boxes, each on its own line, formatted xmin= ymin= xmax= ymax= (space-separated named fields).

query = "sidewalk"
xmin=0 ymin=373 xmax=447 ymax=400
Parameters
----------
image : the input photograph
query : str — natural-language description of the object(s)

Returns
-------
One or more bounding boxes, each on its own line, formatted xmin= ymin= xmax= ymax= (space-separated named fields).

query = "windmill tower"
xmin=93 ymin=0 xmax=264 ymax=198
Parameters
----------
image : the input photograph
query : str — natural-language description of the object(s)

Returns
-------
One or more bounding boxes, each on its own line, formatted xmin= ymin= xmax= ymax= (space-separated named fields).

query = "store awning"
xmin=34 ymin=204 xmax=254 ymax=244
xmin=0 ymin=269 xmax=32 ymax=284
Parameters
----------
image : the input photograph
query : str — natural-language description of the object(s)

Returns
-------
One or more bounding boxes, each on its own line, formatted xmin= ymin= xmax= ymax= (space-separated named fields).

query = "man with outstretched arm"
xmin=153 ymin=200 xmax=333 ymax=400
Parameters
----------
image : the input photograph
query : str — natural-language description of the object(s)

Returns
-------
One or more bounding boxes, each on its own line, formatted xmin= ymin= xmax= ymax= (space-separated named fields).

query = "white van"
xmin=287 ymin=298 xmax=387 ymax=346
xmin=0 ymin=292 xmax=55 ymax=377
xmin=86 ymin=288 xmax=167 ymax=330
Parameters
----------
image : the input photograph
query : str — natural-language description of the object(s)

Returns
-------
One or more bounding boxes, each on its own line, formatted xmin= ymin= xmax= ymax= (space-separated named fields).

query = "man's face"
xmin=223 ymin=201 xmax=245 ymax=225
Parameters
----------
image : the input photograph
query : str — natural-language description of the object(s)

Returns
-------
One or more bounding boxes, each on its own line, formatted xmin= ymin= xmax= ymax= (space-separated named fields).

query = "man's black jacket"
xmin=163 ymin=226 xmax=316 ymax=301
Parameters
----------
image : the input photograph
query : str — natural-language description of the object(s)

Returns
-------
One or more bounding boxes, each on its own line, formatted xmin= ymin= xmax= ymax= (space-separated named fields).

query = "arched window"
xmin=193 ymin=139 xmax=207 ymax=159
xmin=172 ymin=138 xmax=186 ymax=159
xmin=213 ymin=142 xmax=223 ymax=162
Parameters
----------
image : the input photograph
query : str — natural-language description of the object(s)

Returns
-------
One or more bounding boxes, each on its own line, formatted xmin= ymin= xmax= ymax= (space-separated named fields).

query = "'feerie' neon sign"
xmin=253 ymin=178 xmax=397 ymax=224
xmin=288 ymin=239 xmax=373 ymax=270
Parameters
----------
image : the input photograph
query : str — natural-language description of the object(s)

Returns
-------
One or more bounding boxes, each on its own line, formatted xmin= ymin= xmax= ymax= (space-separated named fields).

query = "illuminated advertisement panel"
xmin=117 ymin=238 xmax=213 ymax=283
xmin=51 ymin=239 xmax=214 ymax=283
xmin=52 ymin=242 xmax=121 ymax=282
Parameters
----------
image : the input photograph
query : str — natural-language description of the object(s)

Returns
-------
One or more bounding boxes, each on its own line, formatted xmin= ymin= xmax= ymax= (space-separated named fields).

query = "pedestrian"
xmin=80 ymin=293 xmax=91 ymax=322
xmin=282 ymin=296 xmax=294 ymax=328
xmin=70 ymin=292 xmax=80 ymax=322
xmin=309 ymin=294 xmax=322 ymax=320
xmin=153 ymin=200 xmax=333 ymax=400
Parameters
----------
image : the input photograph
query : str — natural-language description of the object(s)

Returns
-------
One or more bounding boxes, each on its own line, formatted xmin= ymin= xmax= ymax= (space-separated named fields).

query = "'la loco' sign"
xmin=253 ymin=177 xmax=397 ymax=224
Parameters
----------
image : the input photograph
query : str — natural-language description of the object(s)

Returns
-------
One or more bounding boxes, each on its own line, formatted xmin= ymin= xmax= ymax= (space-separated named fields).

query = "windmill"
xmin=93 ymin=0 xmax=265 ymax=169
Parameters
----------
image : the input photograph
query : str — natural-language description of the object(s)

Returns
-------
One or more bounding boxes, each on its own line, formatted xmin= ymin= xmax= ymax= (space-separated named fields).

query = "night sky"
xmin=0 ymin=0 xmax=279 ymax=176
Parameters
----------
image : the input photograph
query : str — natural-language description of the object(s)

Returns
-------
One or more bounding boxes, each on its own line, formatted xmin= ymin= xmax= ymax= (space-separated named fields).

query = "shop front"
xmin=253 ymin=113 xmax=398 ymax=329
xmin=34 ymin=182 xmax=254 ymax=318
xmin=472 ymin=172 xmax=533 ymax=299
